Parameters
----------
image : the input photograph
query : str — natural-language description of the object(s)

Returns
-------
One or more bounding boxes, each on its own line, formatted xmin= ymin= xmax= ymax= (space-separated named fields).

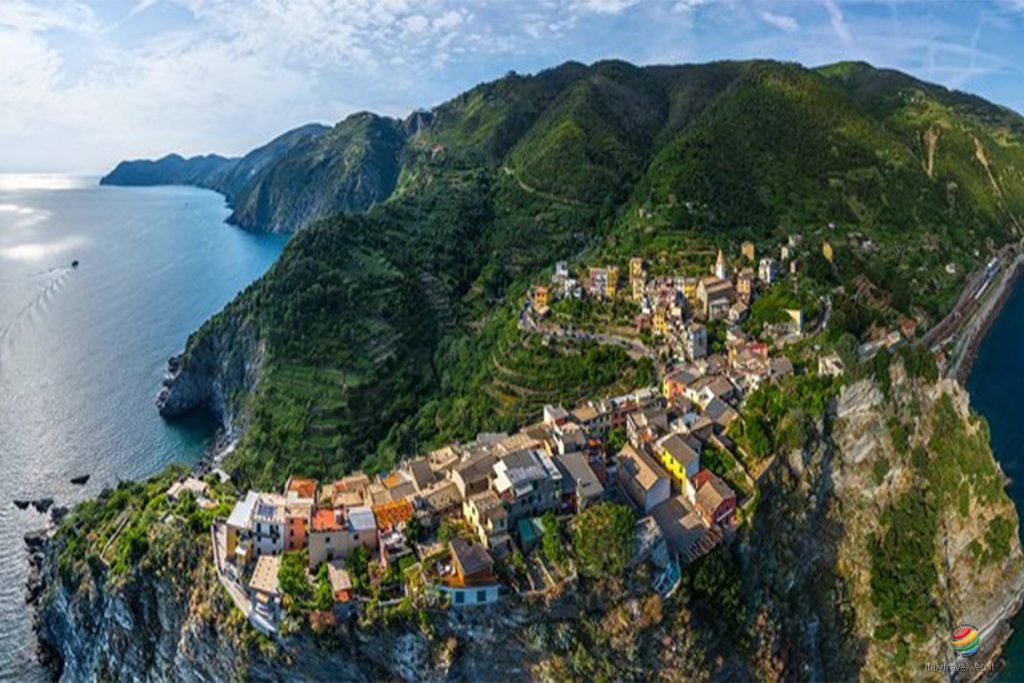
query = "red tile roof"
xmin=287 ymin=477 xmax=317 ymax=499
xmin=372 ymin=499 xmax=415 ymax=529
xmin=311 ymin=508 xmax=344 ymax=532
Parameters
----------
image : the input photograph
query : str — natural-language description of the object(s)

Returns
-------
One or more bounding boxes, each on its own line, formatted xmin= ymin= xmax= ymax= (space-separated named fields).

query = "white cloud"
xmin=822 ymin=0 xmax=852 ymax=44
xmin=573 ymin=0 xmax=643 ymax=15
xmin=0 ymin=1 xmax=99 ymax=34
xmin=757 ymin=9 xmax=800 ymax=33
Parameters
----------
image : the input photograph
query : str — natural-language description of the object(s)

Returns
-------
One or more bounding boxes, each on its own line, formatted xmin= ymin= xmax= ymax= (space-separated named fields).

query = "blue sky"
xmin=3 ymin=0 xmax=1024 ymax=172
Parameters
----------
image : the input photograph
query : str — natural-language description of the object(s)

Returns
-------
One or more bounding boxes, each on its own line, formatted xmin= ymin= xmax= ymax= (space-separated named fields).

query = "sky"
xmin=3 ymin=0 xmax=1024 ymax=173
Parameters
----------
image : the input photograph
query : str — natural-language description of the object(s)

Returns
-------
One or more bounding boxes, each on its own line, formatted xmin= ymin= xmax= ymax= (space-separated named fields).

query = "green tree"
xmin=345 ymin=545 xmax=371 ymax=589
xmin=312 ymin=563 xmax=334 ymax=611
xmin=278 ymin=550 xmax=311 ymax=602
xmin=541 ymin=512 xmax=568 ymax=568
xmin=572 ymin=503 xmax=635 ymax=579
xmin=606 ymin=427 xmax=627 ymax=454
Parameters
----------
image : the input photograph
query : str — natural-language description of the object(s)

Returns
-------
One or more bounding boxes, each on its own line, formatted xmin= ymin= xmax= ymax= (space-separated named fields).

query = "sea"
xmin=0 ymin=175 xmax=285 ymax=681
xmin=968 ymin=275 xmax=1024 ymax=681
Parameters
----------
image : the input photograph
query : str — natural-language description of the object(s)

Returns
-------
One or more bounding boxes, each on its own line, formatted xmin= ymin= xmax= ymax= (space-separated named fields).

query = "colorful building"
xmin=606 ymin=266 xmax=619 ymax=298
xmin=655 ymin=433 xmax=700 ymax=490
xmin=741 ymin=241 xmax=756 ymax=262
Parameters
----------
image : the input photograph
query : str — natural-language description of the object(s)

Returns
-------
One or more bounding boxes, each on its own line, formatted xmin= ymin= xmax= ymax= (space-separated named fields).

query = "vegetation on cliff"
xmin=156 ymin=59 xmax=1024 ymax=492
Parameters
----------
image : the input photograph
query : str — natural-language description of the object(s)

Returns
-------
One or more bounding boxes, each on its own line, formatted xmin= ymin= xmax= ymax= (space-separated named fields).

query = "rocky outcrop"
xmin=156 ymin=311 xmax=263 ymax=433
xmin=742 ymin=370 xmax=1024 ymax=681
xmin=225 ymin=112 xmax=407 ymax=233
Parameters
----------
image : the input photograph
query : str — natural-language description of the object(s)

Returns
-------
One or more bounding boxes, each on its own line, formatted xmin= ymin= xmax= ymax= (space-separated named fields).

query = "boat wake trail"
xmin=0 ymin=267 xmax=71 ymax=372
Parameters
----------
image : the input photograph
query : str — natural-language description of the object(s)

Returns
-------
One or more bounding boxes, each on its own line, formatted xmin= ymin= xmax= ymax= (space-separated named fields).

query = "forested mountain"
xmin=149 ymin=58 xmax=1024 ymax=485
xmin=100 ymin=123 xmax=328 ymax=198
xmin=100 ymin=152 xmax=235 ymax=188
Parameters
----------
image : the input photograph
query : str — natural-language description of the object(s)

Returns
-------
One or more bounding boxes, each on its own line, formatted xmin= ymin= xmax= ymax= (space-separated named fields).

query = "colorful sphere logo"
xmin=951 ymin=625 xmax=980 ymax=657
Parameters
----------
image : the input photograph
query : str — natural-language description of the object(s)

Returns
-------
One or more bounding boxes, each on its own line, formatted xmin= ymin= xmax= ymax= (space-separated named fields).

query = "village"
xmin=169 ymin=235 xmax=925 ymax=637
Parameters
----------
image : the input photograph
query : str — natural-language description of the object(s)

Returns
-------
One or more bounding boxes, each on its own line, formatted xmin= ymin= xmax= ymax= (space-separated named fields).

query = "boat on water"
xmin=71 ymin=260 xmax=79 ymax=268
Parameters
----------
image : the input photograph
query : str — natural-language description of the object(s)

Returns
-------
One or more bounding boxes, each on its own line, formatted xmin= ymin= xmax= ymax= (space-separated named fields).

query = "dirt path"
xmin=501 ymin=165 xmax=587 ymax=207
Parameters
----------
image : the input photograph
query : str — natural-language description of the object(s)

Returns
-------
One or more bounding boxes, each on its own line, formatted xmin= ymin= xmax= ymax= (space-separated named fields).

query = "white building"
xmin=685 ymin=324 xmax=708 ymax=360
xmin=758 ymin=257 xmax=778 ymax=285
xmin=252 ymin=494 xmax=286 ymax=557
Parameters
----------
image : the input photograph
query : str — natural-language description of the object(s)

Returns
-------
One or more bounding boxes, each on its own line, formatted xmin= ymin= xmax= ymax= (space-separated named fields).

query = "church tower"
xmin=714 ymin=248 xmax=729 ymax=280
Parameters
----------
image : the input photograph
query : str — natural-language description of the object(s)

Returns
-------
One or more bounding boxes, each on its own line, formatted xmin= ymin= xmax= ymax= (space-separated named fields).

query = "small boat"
xmin=70 ymin=475 xmax=89 ymax=486
xmin=70 ymin=260 xmax=79 ymax=268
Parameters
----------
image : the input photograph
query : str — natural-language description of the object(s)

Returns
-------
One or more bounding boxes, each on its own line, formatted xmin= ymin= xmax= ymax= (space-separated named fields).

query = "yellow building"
xmin=534 ymin=285 xmax=550 ymax=311
xmin=682 ymin=277 xmax=698 ymax=305
xmin=741 ymin=241 xmax=756 ymax=262
xmin=655 ymin=434 xmax=700 ymax=490
xmin=605 ymin=267 xmax=619 ymax=298
xmin=822 ymin=240 xmax=834 ymax=263
xmin=653 ymin=309 xmax=668 ymax=336
xmin=629 ymin=257 xmax=644 ymax=280
xmin=632 ymin=278 xmax=645 ymax=303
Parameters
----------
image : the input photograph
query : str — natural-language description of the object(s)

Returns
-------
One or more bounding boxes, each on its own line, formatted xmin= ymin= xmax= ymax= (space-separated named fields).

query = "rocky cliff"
xmin=156 ymin=309 xmax=262 ymax=435
xmin=738 ymin=366 xmax=1024 ymax=681
xmin=39 ymin=367 xmax=1024 ymax=681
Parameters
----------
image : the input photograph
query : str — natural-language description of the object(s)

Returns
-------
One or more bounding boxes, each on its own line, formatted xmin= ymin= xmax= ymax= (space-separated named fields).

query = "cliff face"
xmin=41 ymin=369 xmax=1024 ymax=682
xmin=225 ymin=113 xmax=407 ymax=233
xmin=35 ymin=519 xmax=402 ymax=682
xmin=156 ymin=311 xmax=262 ymax=433
xmin=740 ymin=369 xmax=1024 ymax=681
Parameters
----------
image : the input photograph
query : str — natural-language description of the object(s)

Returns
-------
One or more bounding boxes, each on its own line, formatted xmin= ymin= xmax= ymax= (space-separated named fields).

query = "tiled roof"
xmin=372 ymin=499 xmax=415 ymax=529
xmin=249 ymin=555 xmax=281 ymax=595
xmin=450 ymin=538 xmax=493 ymax=578
xmin=286 ymin=477 xmax=317 ymax=500
xmin=311 ymin=508 xmax=344 ymax=532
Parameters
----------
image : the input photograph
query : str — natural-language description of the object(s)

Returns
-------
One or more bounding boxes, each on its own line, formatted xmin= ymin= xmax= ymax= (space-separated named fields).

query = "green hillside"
xmin=227 ymin=113 xmax=407 ymax=232
xmin=161 ymin=59 xmax=1024 ymax=488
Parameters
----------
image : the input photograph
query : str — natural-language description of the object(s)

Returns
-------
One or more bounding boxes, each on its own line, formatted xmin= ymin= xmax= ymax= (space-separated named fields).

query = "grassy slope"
xmin=186 ymin=59 xmax=1024 ymax=489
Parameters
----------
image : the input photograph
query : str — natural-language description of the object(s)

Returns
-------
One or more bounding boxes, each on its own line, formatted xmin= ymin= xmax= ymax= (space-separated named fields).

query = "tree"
xmin=405 ymin=516 xmax=424 ymax=543
xmin=437 ymin=518 xmax=460 ymax=544
xmin=572 ymin=503 xmax=635 ymax=579
xmin=345 ymin=545 xmax=371 ymax=589
xmin=606 ymin=427 xmax=627 ymax=454
xmin=541 ymin=512 xmax=568 ymax=568
xmin=311 ymin=563 xmax=334 ymax=612
xmin=278 ymin=550 xmax=311 ymax=602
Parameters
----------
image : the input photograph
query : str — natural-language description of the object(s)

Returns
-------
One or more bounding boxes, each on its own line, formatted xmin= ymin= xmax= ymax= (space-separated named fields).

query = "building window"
xmin=326 ymin=536 xmax=331 ymax=544
xmin=454 ymin=591 xmax=465 ymax=605
xmin=354 ymin=534 xmax=359 ymax=541
xmin=477 ymin=590 xmax=487 ymax=603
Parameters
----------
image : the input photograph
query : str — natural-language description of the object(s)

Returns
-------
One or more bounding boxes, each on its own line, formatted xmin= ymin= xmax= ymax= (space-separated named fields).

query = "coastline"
xmin=953 ymin=243 xmax=1024 ymax=680
xmin=948 ymin=246 xmax=1024 ymax=383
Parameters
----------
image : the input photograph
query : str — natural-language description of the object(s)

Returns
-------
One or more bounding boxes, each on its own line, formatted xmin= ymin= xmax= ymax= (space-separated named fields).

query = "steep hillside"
xmin=226 ymin=113 xmax=407 ymax=233
xmin=150 ymin=59 xmax=1024 ymax=487
xmin=207 ymin=123 xmax=329 ymax=202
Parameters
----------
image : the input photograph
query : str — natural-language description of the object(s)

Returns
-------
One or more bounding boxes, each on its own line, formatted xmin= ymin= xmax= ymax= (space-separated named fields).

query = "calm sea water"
xmin=969 ymin=274 xmax=1024 ymax=681
xmin=0 ymin=175 xmax=285 ymax=681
